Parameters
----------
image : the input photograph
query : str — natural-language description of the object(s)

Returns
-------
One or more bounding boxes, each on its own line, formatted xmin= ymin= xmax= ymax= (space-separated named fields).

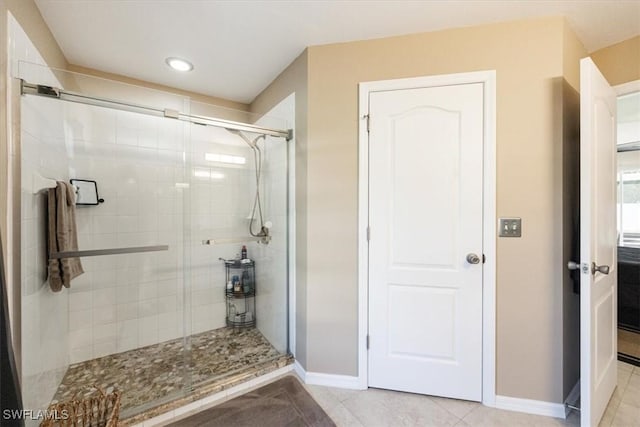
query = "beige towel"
xmin=47 ymin=181 xmax=84 ymax=291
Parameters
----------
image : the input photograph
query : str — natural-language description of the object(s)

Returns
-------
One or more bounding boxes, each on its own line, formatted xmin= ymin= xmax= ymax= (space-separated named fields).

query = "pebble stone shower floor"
xmin=51 ymin=327 xmax=288 ymax=421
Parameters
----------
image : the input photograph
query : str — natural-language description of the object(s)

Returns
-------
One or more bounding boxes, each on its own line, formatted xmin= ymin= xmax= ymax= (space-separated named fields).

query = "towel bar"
xmin=31 ymin=173 xmax=57 ymax=194
xmin=49 ymin=245 xmax=169 ymax=259
xmin=202 ymin=236 xmax=270 ymax=245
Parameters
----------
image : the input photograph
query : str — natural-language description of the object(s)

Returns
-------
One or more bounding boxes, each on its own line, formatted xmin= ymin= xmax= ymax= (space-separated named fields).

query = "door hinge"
xmin=366 ymin=226 xmax=371 ymax=241
xmin=366 ymin=335 xmax=370 ymax=349
xmin=365 ymin=114 xmax=370 ymax=133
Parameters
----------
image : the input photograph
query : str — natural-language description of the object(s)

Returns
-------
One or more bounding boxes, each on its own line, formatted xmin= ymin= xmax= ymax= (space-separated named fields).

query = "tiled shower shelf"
xmin=51 ymin=327 xmax=293 ymax=425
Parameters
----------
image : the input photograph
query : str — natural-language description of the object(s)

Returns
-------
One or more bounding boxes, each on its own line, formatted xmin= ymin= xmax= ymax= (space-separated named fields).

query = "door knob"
xmin=466 ymin=253 xmax=480 ymax=264
xmin=567 ymin=261 xmax=580 ymax=271
xmin=591 ymin=263 xmax=610 ymax=275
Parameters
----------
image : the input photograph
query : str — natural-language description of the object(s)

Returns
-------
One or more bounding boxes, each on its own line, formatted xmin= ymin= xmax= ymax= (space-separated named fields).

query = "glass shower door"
xmin=19 ymin=72 xmax=195 ymax=421
xmin=185 ymin=104 xmax=290 ymax=391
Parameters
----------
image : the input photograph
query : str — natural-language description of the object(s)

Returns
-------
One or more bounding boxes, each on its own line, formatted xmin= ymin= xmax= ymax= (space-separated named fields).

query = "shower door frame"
xmin=20 ymin=80 xmax=292 ymax=140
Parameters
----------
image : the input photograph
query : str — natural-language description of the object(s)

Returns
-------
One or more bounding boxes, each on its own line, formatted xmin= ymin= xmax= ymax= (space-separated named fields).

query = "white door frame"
xmin=357 ymin=70 xmax=497 ymax=405
xmin=613 ymin=78 xmax=639 ymax=358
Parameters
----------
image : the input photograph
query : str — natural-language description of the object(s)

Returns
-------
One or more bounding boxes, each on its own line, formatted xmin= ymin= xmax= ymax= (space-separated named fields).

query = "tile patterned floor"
xmin=51 ymin=327 xmax=284 ymax=418
xmin=301 ymin=361 xmax=639 ymax=427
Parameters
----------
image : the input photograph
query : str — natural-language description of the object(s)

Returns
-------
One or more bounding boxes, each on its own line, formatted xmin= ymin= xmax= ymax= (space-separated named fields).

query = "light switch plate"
xmin=499 ymin=217 xmax=521 ymax=237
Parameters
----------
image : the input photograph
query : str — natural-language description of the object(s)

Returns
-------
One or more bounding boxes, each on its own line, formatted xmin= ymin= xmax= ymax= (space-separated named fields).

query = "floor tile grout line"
xmin=341 ymin=401 xmax=371 ymax=427
xmin=325 ymin=385 xmax=358 ymax=404
xmin=459 ymin=404 xmax=481 ymax=423
xmin=426 ymin=395 xmax=469 ymax=422
xmin=453 ymin=419 xmax=468 ymax=427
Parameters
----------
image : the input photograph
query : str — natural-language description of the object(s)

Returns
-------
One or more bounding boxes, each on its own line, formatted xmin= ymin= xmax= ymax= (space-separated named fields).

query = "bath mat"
xmin=167 ymin=375 xmax=335 ymax=427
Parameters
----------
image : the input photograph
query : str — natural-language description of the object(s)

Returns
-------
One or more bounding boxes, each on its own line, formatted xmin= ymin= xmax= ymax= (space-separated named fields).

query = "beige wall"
xmin=68 ymin=64 xmax=249 ymax=113
xmin=279 ymin=16 xmax=583 ymax=403
xmin=49 ymin=64 xmax=252 ymax=124
xmin=4 ymin=0 xmax=67 ymax=69
xmin=591 ymin=36 xmax=640 ymax=86
xmin=563 ymin=21 xmax=587 ymax=91
xmin=251 ymin=50 xmax=309 ymax=365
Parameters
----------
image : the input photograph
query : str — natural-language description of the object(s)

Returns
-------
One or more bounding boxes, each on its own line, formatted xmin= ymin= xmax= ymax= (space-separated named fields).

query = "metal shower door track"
xmin=20 ymin=80 xmax=293 ymax=140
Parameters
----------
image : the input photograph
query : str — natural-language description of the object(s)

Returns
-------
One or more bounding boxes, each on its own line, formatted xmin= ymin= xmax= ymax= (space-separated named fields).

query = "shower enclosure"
xmin=18 ymin=64 xmax=292 ymax=423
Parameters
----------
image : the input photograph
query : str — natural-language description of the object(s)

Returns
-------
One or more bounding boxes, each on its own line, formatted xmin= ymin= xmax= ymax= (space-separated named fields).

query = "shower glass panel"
xmin=185 ymin=101 xmax=290 ymax=391
xmin=19 ymin=80 xmax=194 ymax=422
xmin=17 ymin=64 xmax=291 ymax=423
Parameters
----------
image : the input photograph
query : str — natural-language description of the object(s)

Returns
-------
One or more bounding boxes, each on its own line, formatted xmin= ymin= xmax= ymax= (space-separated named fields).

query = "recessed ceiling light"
xmin=165 ymin=57 xmax=193 ymax=72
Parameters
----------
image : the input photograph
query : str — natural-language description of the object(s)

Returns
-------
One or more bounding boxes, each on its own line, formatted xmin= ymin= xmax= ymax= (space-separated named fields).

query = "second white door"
xmin=368 ymin=82 xmax=484 ymax=401
xmin=579 ymin=57 xmax=618 ymax=427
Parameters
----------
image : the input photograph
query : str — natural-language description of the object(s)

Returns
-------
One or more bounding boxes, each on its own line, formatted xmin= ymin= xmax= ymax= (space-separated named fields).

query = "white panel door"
xmin=368 ymin=83 xmax=484 ymax=401
xmin=579 ymin=58 xmax=618 ymax=427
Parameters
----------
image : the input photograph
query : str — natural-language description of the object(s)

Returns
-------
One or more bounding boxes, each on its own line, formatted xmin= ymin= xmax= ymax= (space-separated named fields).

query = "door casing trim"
xmin=357 ymin=70 xmax=497 ymax=406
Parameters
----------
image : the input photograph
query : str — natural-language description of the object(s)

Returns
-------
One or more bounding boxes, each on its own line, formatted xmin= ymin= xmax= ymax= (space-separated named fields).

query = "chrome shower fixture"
xmin=229 ymin=130 xmax=271 ymax=243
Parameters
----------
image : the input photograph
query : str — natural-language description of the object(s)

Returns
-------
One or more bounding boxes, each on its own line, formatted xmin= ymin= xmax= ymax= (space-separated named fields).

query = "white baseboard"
xmin=564 ymin=380 xmax=580 ymax=417
xmin=293 ymin=360 xmax=364 ymax=390
xmin=494 ymin=395 xmax=567 ymax=419
xmin=294 ymin=360 xmax=307 ymax=381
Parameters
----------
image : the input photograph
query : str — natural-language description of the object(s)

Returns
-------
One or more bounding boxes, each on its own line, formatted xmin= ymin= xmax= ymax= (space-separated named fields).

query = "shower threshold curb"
xmin=122 ymin=355 xmax=294 ymax=426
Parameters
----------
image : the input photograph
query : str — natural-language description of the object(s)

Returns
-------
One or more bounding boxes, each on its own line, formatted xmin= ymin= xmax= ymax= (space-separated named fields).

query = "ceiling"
xmin=35 ymin=0 xmax=640 ymax=104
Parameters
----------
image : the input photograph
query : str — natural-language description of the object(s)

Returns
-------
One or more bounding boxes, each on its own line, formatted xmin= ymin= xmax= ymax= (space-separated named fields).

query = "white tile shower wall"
xmin=253 ymin=137 xmax=288 ymax=354
xmin=12 ymin=14 xmax=69 ymax=416
xmin=65 ymin=104 xmax=189 ymax=363
xmin=67 ymin=112 xmax=282 ymax=358
xmin=188 ymin=124 xmax=256 ymax=335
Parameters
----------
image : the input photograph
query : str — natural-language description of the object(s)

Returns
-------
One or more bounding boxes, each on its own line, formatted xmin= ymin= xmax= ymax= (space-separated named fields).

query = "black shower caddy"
xmin=222 ymin=259 xmax=256 ymax=328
